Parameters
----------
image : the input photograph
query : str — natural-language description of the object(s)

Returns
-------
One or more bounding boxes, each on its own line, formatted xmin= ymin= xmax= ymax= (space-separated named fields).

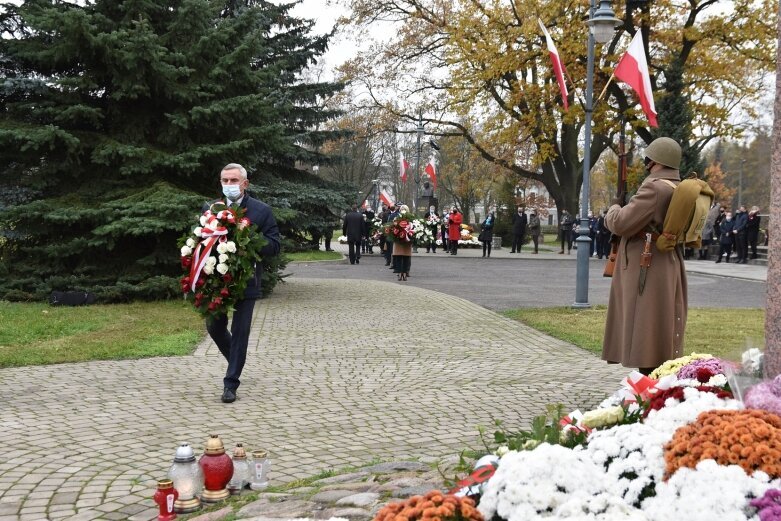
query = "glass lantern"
xmin=228 ymin=443 xmax=251 ymax=495
xmin=249 ymin=450 xmax=270 ymax=490
xmin=167 ymin=443 xmax=204 ymax=513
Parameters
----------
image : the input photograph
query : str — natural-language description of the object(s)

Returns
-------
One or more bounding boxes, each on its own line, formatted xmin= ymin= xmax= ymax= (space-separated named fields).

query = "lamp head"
xmin=587 ymin=0 xmax=621 ymax=43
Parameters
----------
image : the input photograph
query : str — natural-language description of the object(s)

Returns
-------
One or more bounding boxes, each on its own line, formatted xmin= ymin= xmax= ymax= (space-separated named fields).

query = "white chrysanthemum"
xmin=216 ymin=263 xmax=229 ymax=275
xmin=579 ymin=422 xmax=667 ymax=507
xmin=644 ymin=387 xmax=742 ymax=438
xmin=186 ymin=238 xmax=196 ymax=248
xmin=642 ymin=460 xmax=777 ymax=520
xmin=555 ymin=493 xmax=648 ymax=520
xmin=478 ymin=444 xmax=630 ymax=521
xmin=216 ymin=243 xmax=228 ymax=254
xmin=218 ymin=254 xmax=229 ymax=263
xmin=226 ymin=241 xmax=237 ymax=253
xmin=180 ymin=246 xmax=192 ymax=256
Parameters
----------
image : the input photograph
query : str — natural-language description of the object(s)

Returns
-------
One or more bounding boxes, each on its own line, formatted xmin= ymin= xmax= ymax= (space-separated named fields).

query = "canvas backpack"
xmin=655 ymin=177 xmax=715 ymax=252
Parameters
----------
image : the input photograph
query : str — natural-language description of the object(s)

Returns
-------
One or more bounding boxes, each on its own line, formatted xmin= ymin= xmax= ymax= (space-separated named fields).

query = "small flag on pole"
xmin=538 ymin=19 xmax=569 ymax=110
xmin=424 ymin=158 xmax=437 ymax=189
xmin=399 ymin=151 xmax=410 ymax=182
xmin=613 ymin=31 xmax=657 ymax=127
xmin=379 ymin=189 xmax=393 ymax=207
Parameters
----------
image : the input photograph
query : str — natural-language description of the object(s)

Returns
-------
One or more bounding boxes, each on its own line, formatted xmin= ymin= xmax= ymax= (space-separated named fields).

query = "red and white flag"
xmin=614 ymin=31 xmax=657 ymax=127
xmin=538 ymin=19 xmax=569 ymax=110
xmin=379 ymin=189 xmax=393 ymax=207
xmin=399 ymin=151 xmax=410 ymax=183
xmin=424 ymin=158 xmax=437 ymax=189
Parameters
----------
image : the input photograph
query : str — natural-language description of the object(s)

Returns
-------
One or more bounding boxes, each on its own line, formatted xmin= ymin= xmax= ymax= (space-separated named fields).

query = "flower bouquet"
xmin=386 ymin=212 xmax=417 ymax=244
xmin=413 ymin=218 xmax=435 ymax=245
xmin=178 ymin=202 xmax=267 ymax=321
xmin=724 ymin=346 xmax=765 ymax=403
xmin=375 ymin=490 xmax=483 ymax=521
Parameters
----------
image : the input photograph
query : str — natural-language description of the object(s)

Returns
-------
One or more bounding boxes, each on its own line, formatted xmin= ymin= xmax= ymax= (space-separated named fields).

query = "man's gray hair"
xmin=222 ymin=163 xmax=248 ymax=180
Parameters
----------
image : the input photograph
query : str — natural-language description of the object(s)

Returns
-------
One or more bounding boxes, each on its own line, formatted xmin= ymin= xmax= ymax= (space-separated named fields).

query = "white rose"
xmin=226 ymin=242 xmax=237 ymax=253
xmin=199 ymin=215 xmax=208 ymax=226
xmin=216 ymin=263 xmax=229 ymax=275
xmin=206 ymin=256 xmax=217 ymax=267
xmin=202 ymin=264 xmax=214 ymax=275
xmin=219 ymin=254 xmax=229 ymax=263
xmin=180 ymin=246 xmax=192 ymax=256
xmin=193 ymin=226 xmax=203 ymax=237
xmin=216 ymin=243 xmax=228 ymax=254
xmin=186 ymin=238 xmax=195 ymax=248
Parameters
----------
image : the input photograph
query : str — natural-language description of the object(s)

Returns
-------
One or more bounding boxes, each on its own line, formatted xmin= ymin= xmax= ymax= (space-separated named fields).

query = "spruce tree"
xmin=653 ymin=59 xmax=705 ymax=176
xmin=0 ymin=0 xmax=349 ymax=300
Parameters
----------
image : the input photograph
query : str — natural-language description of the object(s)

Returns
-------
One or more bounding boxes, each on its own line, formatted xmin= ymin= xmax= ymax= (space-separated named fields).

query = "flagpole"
xmin=597 ymin=73 xmax=615 ymax=102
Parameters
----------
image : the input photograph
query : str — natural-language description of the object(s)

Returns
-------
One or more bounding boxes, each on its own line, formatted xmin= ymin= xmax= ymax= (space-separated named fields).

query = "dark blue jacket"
xmin=719 ymin=219 xmax=735 ymax=245
xmin=734 ymin=211 xmax=748 ymax=234
xmin=203 ymin=196 xmax=280 ymax=299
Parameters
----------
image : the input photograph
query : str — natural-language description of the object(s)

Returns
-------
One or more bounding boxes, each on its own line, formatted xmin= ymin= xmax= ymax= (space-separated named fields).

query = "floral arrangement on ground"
xmin=430 ymin=350 xmax=781 ymax=521
xmin=178 ymin=203 xmax=266 ymax=320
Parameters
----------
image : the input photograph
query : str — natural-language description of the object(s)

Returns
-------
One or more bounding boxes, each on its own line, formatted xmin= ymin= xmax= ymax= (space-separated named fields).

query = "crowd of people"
xmin=699 ymin=204 xmax=763 ymax=264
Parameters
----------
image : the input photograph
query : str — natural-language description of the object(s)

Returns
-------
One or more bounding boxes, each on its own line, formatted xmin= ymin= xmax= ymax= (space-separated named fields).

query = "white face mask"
xmin=222 ymin=184 xmax=242 ymax=201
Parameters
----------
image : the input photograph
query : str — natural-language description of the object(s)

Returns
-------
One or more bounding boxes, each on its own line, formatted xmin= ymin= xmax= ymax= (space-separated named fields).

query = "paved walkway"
xmin=0 ymin=278 xmax=626 ymax=521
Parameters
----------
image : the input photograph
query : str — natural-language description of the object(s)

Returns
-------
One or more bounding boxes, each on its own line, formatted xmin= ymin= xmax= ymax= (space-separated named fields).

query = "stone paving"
xmin=0 ymin=278 xmax=627 ymax=521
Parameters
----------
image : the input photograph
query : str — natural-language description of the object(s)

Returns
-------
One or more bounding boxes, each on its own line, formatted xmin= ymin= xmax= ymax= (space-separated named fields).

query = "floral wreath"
xmin=178 ymin=202 xmax=267 ymax=320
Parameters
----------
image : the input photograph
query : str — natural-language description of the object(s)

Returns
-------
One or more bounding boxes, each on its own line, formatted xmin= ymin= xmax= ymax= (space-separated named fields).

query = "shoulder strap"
xmin=659 ymin=179 xmax=677 ymax=189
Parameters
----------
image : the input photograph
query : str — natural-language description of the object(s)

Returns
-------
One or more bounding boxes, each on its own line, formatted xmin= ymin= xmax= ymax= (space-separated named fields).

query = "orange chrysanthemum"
xmin=664 ymin=409 xmax=781 ymax=478
xmin=373 ymin=491 xmax=483 ymax=521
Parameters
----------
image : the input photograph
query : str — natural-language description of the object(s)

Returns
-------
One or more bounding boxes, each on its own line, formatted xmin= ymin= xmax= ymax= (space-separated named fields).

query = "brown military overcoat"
xmin=602 ymin=166 xmax=688 ymax=369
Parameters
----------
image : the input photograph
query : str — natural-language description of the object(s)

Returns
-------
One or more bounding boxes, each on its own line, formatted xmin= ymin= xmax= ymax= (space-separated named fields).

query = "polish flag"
xmin=538 ymin=19 xmax=569 ymax=110
xmin=424 ymin=159 xmax=437 ymax=189
xmin=399 ymin=151 xmax=410 ymax=182
xmin=614 ymin=31 xmax=658 ymax=127
xmin=379 ymin=189 xmax=393 ymax=207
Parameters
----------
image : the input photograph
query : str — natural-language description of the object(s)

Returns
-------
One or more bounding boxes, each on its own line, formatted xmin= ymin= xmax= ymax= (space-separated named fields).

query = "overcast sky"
xmin=269 ymin=0 xmax=356 ymax=75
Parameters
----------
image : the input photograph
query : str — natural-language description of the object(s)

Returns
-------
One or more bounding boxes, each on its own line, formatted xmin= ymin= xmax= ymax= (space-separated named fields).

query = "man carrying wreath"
xmin=204 ymin=163 xmax=280 ymax=403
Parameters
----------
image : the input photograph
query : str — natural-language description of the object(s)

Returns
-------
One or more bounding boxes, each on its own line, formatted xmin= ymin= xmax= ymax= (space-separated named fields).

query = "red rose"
xmin=213 ymin=297 xmax=223 ymax=305
xmin=196 ymin=279 xmax=206 ymax=288
xmin=181 ymin=256 xmax=192 ymax=269
xmin=181 ymin=283 xmax=191 ymax=293
xmin=220 ymin=288 xmax=230 ymax=297
xmin=208 ymin=301 xmax=218 ymax=311
xmin=223 ymin=274 xmax=233 ymax=283
xmin=195 ymin=292 xmax=204 ymax=300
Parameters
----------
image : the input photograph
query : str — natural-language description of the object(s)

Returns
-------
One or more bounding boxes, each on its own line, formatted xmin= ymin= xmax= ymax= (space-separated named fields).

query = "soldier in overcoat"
xmin=601 ymin=137 xmax=687 ymax=374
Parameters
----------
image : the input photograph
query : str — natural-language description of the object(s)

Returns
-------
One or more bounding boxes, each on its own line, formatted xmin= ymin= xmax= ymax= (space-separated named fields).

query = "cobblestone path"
xmin=0 ymin=278 xmax=625 ymax=521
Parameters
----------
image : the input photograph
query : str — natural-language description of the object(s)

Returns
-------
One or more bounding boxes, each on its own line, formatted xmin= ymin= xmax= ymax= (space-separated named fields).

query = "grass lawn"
xmin=0 ymin=300 xmax=204 ymax=368
xmin=286 ymin=250 xmax=343 ymax=262
xmin=504 ymin=306 xmax=765 ymax=359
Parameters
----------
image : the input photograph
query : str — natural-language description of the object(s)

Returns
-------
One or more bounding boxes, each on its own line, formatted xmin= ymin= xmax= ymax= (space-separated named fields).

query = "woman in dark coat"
xmin=479 ymin=209 xmax=495 ymax=258
xmin=716 ymin=211 xmax=735 ymax=263
xmin=747 ymin=206 xmax=761 ymax=259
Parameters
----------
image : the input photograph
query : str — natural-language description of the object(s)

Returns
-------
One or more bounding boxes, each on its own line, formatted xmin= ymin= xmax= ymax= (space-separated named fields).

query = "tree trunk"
xmin=765 ymin=9 xmax=781 ymax=378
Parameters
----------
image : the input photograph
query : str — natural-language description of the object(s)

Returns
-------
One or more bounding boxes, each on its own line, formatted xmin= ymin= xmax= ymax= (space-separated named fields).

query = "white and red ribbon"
xmin=189 ymin=214 xmax=228 ymax=292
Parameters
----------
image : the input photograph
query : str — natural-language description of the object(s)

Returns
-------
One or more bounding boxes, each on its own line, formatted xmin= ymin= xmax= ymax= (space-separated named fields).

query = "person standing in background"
xmin=448 ymin=207 xmax=463 ymax=255
xmin=343 ymin=204 xmax=364 ymax=265
xmin=559 ymin=210 xmax=575 ymax=254
xmin=733 ymin=205 xmax=748 ymax=264
xmin=511 ymin=206 xmax=527 ymax=253
xmin=479 ymin=207 xmax=496 ymax=258
xmin=747 ymin=206 xmax=761 ymax=260
xmin=528 ymin=209 xmax=541 ymax=254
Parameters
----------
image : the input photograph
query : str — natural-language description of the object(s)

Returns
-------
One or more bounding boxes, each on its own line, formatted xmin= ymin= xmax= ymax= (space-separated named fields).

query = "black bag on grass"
xmin=49 ymin=291 xmax=96 ymax=306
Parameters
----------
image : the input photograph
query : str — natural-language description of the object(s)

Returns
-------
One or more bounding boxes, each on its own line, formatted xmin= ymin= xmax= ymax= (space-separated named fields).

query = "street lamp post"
xmin=413 ymin=111 xmax=424 ymax=214
xmin=574 ymin=0 xmax=620 ymax=308
xmin=739 ymin=159 xmax=746 ymax=208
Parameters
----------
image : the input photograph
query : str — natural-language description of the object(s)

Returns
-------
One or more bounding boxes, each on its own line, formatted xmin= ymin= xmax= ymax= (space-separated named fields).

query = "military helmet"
xmin=644 ymin=137 xmax=682 ymax=169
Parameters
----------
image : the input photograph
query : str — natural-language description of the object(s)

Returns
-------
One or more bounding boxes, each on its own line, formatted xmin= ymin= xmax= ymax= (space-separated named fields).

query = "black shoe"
xmin=221 ymin=388 xmax=237 ymax=403
xmin=510 ymin=250 xmax=515 ymax=253
xmin=326 ymin=248 xmax=335 ymax=252
xmin=715 ymin=259 xmax=721 ymax=263
xmin=385 ymin=262 xmax=390 ymax=266
xmin=356 ymin=258 xmax=359 ymax=264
